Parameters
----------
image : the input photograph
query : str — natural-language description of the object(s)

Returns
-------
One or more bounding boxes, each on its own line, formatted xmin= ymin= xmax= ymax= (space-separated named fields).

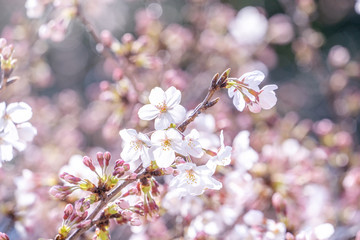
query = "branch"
xmin=177 ymin=69 xmax=229 ymax=133
xmin=66 ymin=165 xmax=145 ymax=240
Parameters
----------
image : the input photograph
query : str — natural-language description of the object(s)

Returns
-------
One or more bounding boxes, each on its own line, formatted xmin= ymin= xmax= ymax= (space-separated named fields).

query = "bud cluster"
xmin=0 ymin=38 xmax=18 ymax=90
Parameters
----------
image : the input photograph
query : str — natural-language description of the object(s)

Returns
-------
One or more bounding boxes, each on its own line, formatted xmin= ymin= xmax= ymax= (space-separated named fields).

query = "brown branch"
xmin=177 ymin=69 xmax=229 ymax=133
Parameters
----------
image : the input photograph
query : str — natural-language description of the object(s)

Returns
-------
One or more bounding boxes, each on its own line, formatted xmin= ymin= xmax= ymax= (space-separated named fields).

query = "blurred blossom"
xmin=328 ymin=45 xmax=350 ymax=68
xmin=268 ymin=14 xmax=294 ymax=45
xmin=228 ymin=7 xmax=268 ymax=46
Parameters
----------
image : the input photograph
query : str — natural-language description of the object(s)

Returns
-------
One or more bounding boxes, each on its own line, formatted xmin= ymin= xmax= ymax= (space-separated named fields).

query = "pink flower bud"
xmin=100 ymin=30 xmax=113 ymax=47
xmin=115 ymin=159 xmax=125 ymax=167
xmin=0 ymin=38 xmax=6 ymax=49
xmin=272 ymin=192 xmax=286 ymax=215
xmin=285 ymin=232 xmax=295 ymax=240
xmin=0 ymin=232 xmax=9 ymax=240
xmin=97 ymin=152 xmax=104 ymax=168
xmin=123 ymin=163 xmax=130 ymax=171
xmin=49 ymin=185 xmax=73 ymax=199
xmin=83 ymin=156 xmax=96 ymax=171
xmin=104 ymin=152 xmax=111 ymax=166
xmin=63 ymin=204 xmax=74 ymax=220
xmin=112 ymin=68 xmax=123 ymax=81
xmin=60 ymin=172 xmax=82 ymax=184
xmin=1 ymin=46 xmax=13 ymax=60
xmin=121 ymin=33 xmax=134 ymax=43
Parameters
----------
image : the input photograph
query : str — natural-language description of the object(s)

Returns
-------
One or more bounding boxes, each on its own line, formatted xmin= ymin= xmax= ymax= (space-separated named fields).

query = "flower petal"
xmin=165 ymin=86 xmax=181 ymax=108
xmin=149 ymin=87 xmax=166 ymax=106
xmin=155 ymin=114 xmax=171 ymax=130
xmin=7 ymin=102 xmax=33 ymax=124
xmin=138 ymin=104 xmax=159 ymax=120
xmin=167 ymin=105 xmax=186 ymax=124
xmin=154 ymin=147 xmax=175 ymax=168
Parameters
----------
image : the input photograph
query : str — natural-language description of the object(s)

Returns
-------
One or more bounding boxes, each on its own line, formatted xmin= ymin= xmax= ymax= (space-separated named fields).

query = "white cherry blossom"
xmin=206 ymin=130 xmax=232 ymax=172
xmin=227 ymin=71 xmax=278 ymax=113
xmin=233 ymin=131 xmax=258 ymax=172
xmin=182 ymin=129 xmax=203 ymax=158
xmin=169 ymin=162 xmax=222 ymax=197
xmin=0 ymin=102 xmax=37 ymax=164
xmin=120 ymin=129 xmax=152 ymax=167
xmin=151 ymin=128 xmax=185 ymax=168
xmin=138 ymin=86 xmax=186 ymax=130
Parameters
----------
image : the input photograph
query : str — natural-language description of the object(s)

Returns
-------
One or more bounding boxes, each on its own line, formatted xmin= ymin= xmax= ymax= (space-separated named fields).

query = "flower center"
xmin=161 ymin=139 xmax=171 ymax=150
xmin=185 ymin=169 xmax=197 ymax=185
xmin=156 ymin=102 xmax=168 ymax=113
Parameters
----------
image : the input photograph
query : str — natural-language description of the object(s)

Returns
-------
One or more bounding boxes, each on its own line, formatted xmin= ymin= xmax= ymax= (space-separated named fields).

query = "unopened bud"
xmin=123 ymin=163 xmax=130 ymax=171
xmin=96 ymin=152 xmax=104 ymax=168
xmin=0 ymin=232 xmax=9 ymax=240
xmin=63 ymin=204 xmax=74 ymax=220
xmin=1 ymin=45 xmax=13 ymax=59
xmin=83 ymin=156 xmax=96 ymax=172
xmin=104 ymin=152 xmax=111 ymax=166
xmin=121 ymin=33 xmax=134 ymax=44
xmin=100 ymin=30 xmax=113 ymax=47
xmin=0 ymin=38 xmax=7 ymax=49
xmin=49 ymin=185 xmax=73 ymax=199
xmin=115 ymin=159 xmax=125 ymax=167
xmin=272 ymin=192 xmax=286 ymax=215
xmin=60 ymin=172 xmax=81 ymax=184
xmin=285 ymin=232 xmax=295 ymax=240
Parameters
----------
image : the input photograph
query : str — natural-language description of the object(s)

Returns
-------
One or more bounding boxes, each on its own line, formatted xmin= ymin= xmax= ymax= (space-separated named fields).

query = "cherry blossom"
xmin=151 ymin=128 xmax=184 ymax=168
xmin=0 ymin=102 xmax=36 ymax=164
xmin=138 ymin=86 xmax=186 ymax=130
xmin=227 ymin=71 xmax=278 ymax=113
xmin=232 ymin=131 xmax=258 ymax=172
xmin=169 ymin=162 xmax=222 ymax=197
xmin=182 ymin=129 xmax=203 ymax=158
xmin=120 ymin=129 xmax=152 ymax=167
xmin=206 ymin=130 xmax=232 ymax=172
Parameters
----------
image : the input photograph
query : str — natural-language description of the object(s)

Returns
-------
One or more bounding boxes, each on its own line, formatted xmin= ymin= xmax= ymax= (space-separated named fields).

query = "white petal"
xmin=241 ymin=70 xmax=265 ymax=90
xmin=0 ymin=144 xmax=14 ymax=161
xmin=140 ymin=147 xmax=152 ymax=168
xmin=7 ymin=102 xmax=33 ymax=124
xmin=188 ymin=129 xmax=200 ymax=139
xmin=154 ymin=147 xmax=175 ymax=168
xmin=248 ymin=103 xmax=262 ymax=113
xmin=165 ymin=86 xmax=182 ymax=108
xmin=233 ymin=93 xmax=246 ymax=111
xmin=167 ymin=105 xmax=186 ymax=124
xmin=138 ymin=104 xmax=159 ymax=120
xmin=233 ymin=131 xmax=250 ymax=150
xmin=119 ymin=129 xmax=137 ymax=142
xmin=151 ymin=130 xmax=166 ymax=145
xmin=17 ymin=122 xmax=37 ymax=142
xmin=137 ymin=132 xmax=151 ymax=146
xmin=259 ymin=84 xmax=278 ymax=109
xmin=155 ymin=114 xmax=171 ymax=130
xmin=166 ymin=128 xmax=183 ymax=141
xmin=121 ymin=144 xmax=140 ymax=162
xmin=148 ymin=87 xmax=166 ymax=106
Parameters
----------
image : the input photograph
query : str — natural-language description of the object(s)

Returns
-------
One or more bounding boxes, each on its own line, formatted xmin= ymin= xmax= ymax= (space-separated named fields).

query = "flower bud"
xmin=104 ymin=151 xmax=111 ymax=166
xmin=100 ymin=30 xmax=113 ymax=47
xmin=63 ymin=204 xmax=74 ymax=220
xmin=49 ymin=185 xmax=73 ymax=199
xmin=115 ymin=159 xmax=125 ymax=167
xmin=96 ymin=152 xmax=104 ymax=168
xmin=272 ymin=192 xmax=287 ymax=215
xmin=83 ymin=156 xmax=96 ymax=172
xmin=0 ymin=38 xmax=7 ymax=49
xmin=123 ymin=163 xmax=130 ymax=171
xmin=0 ymin=232 xmax=9 ymax=240
xmin=60 ymin=172 xmax=81 ymax=184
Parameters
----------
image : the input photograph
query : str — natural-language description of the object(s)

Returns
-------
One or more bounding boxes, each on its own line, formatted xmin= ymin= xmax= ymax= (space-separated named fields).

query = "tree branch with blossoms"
xmin=49 ymin=66 xmax=278 ymax=240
